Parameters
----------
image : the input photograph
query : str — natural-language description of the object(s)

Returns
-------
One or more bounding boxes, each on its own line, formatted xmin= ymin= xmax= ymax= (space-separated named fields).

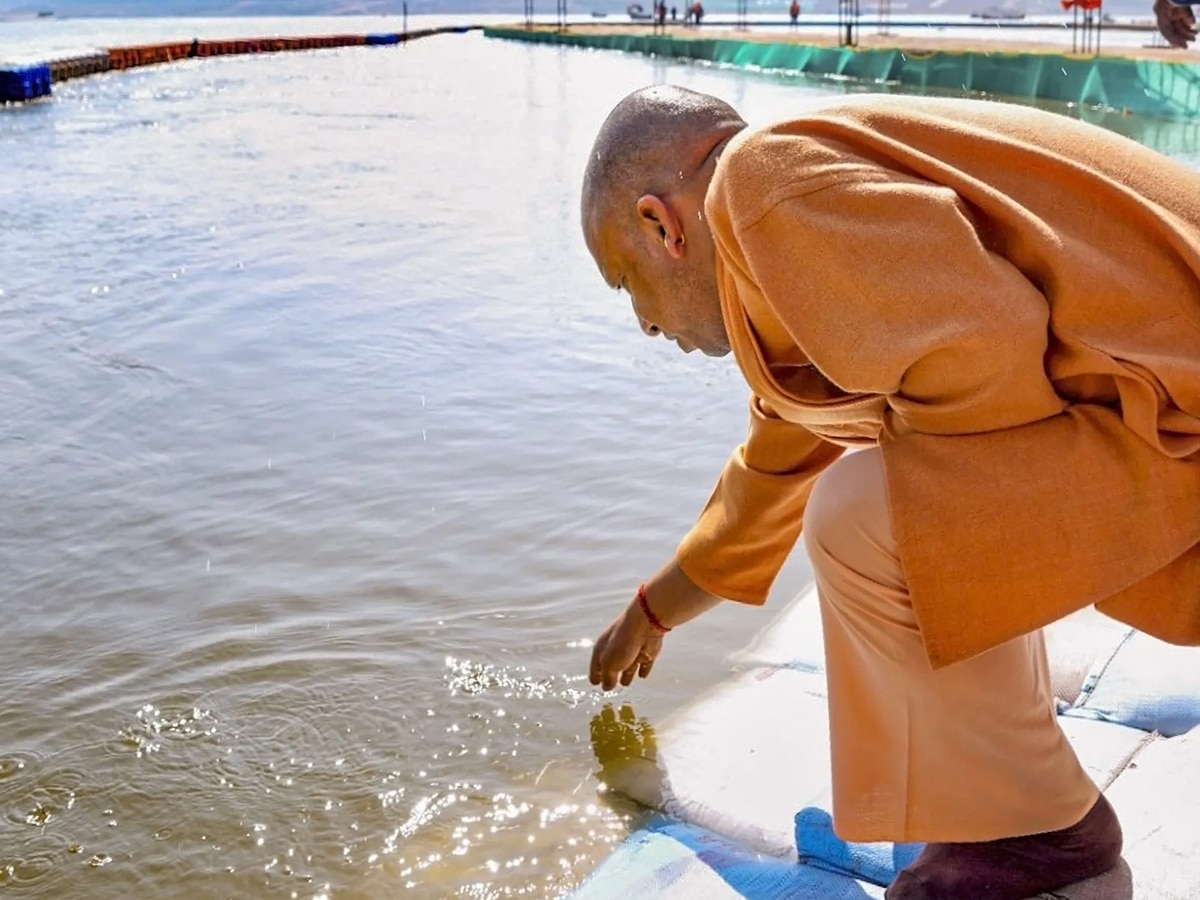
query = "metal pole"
xmin=840 ymin=0 xmax=858 ymax=47
xmin=403 ymin=1 xmax=408 ymax=37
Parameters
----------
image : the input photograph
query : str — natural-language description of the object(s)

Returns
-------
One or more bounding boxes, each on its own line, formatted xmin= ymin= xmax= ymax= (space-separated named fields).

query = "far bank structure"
xmin=487 ymin=18 xmax=1200 ymax=120
xmin=3 ymin=16 xmax=1200 ymax=120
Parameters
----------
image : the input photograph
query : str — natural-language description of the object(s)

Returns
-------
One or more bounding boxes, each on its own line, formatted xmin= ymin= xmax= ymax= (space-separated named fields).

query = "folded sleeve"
xmin=676 ymin=396 xmax=844 ymax=604
xmin=735 ymin=170 xmax=1067 ymax=438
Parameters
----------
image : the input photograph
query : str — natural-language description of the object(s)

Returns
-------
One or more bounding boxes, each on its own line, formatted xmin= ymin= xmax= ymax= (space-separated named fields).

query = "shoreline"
xmin=486 ymin=24 xmax=1200 ymax=118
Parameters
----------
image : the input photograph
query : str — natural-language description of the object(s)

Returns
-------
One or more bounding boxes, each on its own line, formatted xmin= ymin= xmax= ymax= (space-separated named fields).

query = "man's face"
xmin=585 ymin=204 xmax=730 ymax=358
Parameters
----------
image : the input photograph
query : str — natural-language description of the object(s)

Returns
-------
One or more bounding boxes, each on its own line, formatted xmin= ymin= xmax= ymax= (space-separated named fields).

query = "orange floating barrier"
xmin=7 ymin=25 xmax=484 ymax=103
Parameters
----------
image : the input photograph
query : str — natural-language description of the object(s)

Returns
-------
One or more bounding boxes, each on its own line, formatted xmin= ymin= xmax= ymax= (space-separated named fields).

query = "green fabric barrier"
xmin=484 ymin=27 xmax=1200 ymax=119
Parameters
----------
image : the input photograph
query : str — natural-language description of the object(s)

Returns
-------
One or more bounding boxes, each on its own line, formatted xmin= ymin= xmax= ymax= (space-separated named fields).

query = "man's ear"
xmin=635 ymin=194 xmax=685 ymax=260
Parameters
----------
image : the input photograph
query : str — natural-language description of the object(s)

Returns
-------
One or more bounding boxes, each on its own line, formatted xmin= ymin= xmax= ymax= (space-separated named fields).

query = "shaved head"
xmin=580 ymin=85 xmax=746 ymax=358
xmin=581 ymin=85 xmax=745 ymax=242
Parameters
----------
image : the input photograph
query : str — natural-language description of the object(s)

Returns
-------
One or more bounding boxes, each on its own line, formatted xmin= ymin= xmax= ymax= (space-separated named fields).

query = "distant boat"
xmin=591 ymin=9 xmax=608 ymax=15
xmin=627 ymin=3 xmax=654 ymax=19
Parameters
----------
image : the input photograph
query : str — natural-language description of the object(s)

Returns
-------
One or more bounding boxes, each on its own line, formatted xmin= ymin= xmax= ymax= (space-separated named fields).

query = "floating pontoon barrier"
xmin=484 ymin=26 xmax=1200 ymax=120
xmin=571 ymin=585 xmax=1200 ymax=898
xmin=0 ymin=25 xmax=479 ymax=104
xmin=105 ymin=34 xmax=370 ymax=72
xmin=0 ymin=62 xmax=52 ymax=103
xmin=48 ymin=52 xmax=110 ymax=83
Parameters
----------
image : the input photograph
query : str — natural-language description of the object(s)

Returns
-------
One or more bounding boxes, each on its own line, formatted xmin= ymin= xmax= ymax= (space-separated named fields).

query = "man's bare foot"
xmin=885 ymin=794 xmax=1122 ymax=900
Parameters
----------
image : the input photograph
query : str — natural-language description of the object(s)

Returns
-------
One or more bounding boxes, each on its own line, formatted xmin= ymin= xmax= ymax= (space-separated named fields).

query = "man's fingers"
xmin=589 ymin=605 xmax=667 ymax=691
xmin=599 ymin=654 xmax=624 ymax=692
xmin=627 ymin=649 xmax=659 ymax=684
xmin=601 ymin=649 xmax=654 ymax=691
xmin=616 ymin=648 xmax=647 ymax=688
xmin=600 ymin=659 xmax=618 ymax=690
xmin=589 ymin=631 xmax=610 ymax=686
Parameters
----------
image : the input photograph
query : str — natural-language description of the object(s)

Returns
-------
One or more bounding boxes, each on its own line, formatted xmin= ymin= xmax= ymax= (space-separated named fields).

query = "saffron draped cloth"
xmin=677 ymin=96 xmax=1200 ymax=669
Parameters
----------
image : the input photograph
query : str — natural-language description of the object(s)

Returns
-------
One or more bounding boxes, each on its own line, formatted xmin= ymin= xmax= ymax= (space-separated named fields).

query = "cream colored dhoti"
xmin=802 ymin=448 xmax=1100 ymax=843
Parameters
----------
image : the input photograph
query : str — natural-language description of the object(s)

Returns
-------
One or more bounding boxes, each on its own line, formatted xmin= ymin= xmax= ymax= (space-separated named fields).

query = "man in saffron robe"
xmin=581 ymin=85 xmax=1200 ymax=899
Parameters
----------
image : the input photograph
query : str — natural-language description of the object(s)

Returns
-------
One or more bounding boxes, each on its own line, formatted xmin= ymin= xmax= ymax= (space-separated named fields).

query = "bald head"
xmin=581 ymin=85 xmax=745 ymax=240
xmin=580 ymin=86 xmax=744 ymax=358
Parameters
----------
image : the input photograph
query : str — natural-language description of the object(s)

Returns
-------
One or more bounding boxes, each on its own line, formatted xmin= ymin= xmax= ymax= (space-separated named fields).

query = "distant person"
xmin=671 ymin=4 xmax=677 ymax=20
xmin=692 ymin=0 xmax=704 ymax=24
xmin=789 ymin=0 xmax=801 ymax=26
xmin=582 ymin=84 xmax=1200 ymax=899
xmin=655 ymin=0 xmax=667 ymax=30
xmin=188 ymin=37 xmax=200 ymax=58
xmin=1154 ymin=0 xmax=1197 ymax=47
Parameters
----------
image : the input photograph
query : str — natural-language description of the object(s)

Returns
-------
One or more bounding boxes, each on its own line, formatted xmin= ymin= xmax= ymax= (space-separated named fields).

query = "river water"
xmin=2 ymin=15 xmax=1199 ymax=900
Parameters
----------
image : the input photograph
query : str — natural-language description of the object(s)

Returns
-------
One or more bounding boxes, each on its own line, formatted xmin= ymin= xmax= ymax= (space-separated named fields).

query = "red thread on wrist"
xmin=637 ymin=583 xmax=671 ymax=634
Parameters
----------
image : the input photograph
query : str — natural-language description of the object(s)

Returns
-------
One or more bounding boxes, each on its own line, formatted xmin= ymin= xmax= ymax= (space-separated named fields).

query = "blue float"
xmin=0 ymin=63 xmax=53 ymax=103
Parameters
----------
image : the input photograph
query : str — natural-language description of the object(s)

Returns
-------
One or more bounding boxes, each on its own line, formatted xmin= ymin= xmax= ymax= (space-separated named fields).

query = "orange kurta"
xmin=676 ymin=95 xmax=1200 ymax=669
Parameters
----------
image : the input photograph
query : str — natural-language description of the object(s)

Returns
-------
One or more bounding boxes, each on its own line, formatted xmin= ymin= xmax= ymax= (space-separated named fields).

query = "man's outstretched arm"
xmin=589 ymin=398 xmax=842 ymax=691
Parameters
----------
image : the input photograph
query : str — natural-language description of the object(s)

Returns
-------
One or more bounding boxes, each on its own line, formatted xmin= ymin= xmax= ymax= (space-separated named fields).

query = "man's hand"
xmin=589 ymin=598 xmax=664 ymax=691
xmin=1156 ymin=0 xmax=1198 ymax=49
xmin=588 ymin=561 xmax=724 ymax=691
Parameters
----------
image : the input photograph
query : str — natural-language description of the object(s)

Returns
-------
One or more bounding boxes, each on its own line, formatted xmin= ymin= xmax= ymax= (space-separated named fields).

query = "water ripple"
xmin=444 ymin=656 xmax=595 ymax=709
xmin=117 ymin=704 xmax=219 ymax=759
xmin=0 ymin=750 xmax=42 ymax=786
xmin=0 ymin=17 xmax=867 ymax=900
